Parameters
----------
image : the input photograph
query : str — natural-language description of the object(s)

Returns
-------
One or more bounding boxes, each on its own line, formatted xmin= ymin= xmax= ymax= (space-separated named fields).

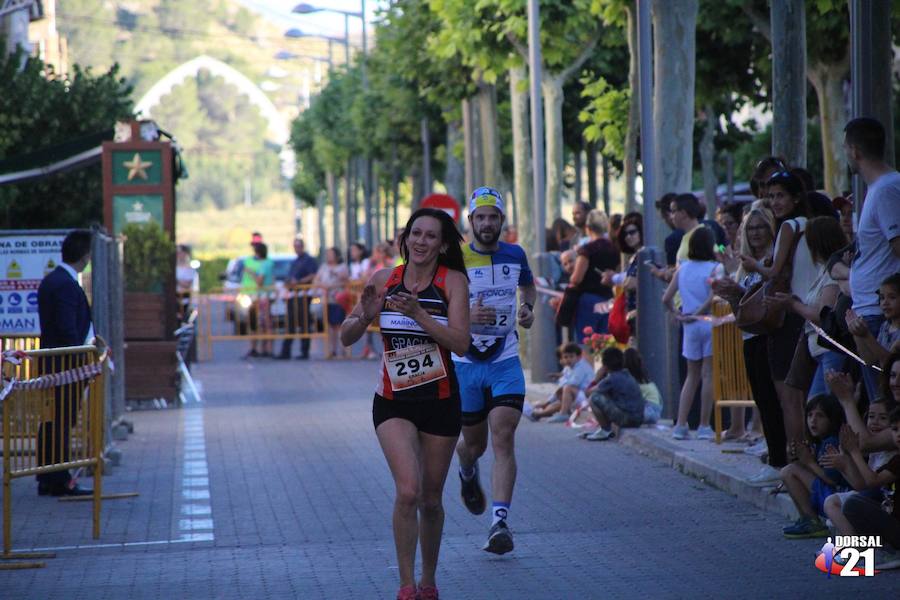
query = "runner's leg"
xmin=417 ymin=431 xmax=459 ymax=588
xmin=488 ymin=406 xmax=521 ymax=506
xmin=376 ymin=418 xmax=422 ymax=589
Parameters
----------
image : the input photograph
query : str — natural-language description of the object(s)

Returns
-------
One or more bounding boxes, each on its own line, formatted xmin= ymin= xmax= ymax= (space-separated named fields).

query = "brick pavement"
xmin=2 ymin=350 xmax=896 ymax=598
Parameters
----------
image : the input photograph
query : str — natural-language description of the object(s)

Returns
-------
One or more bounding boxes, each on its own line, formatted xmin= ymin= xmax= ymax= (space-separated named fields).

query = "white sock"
xmin=492 ymin=502 xmax=510 ymax=526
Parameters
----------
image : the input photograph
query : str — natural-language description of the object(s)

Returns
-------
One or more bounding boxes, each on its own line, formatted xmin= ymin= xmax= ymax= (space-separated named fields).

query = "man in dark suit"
xmin=36 ymin=230 xmax=94 ymax=496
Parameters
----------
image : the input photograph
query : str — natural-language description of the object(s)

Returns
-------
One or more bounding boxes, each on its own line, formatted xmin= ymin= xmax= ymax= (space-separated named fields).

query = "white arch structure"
xmin=135 ymin=55 xmax=292 ymax=157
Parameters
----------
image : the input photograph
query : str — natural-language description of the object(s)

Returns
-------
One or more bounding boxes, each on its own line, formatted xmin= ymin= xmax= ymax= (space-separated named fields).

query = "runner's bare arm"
xmin=340 ymin=269 xmax=390 ymax=347
xmin=390 ymin=269 xmax=470 ymax=355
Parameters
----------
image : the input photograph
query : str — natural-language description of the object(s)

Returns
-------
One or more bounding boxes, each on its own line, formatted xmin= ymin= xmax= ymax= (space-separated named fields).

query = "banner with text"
xmin=0 ymin=234 xmax=65 ymax=335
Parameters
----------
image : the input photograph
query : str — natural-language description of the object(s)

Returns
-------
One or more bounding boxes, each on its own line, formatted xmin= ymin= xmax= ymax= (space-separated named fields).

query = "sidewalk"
xmin=524 ymin=379 xmax=799 ymax=521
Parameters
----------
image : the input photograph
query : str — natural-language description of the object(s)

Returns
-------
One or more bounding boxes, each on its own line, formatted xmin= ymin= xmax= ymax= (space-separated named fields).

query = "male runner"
xmin=454 ymin=186 xmax=536 ymax=554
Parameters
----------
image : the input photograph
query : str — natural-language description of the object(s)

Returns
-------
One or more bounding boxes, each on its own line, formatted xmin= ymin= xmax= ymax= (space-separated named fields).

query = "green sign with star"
xmin=112 ymin=150 xmax=162 ymax=185
xmin=112 ymin=194 xmax=164 ymax=235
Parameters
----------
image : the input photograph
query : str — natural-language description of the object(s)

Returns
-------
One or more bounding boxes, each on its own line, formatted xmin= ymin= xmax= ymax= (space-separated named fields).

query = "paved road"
xmin=2 ymin=348 xmax=896 ymax=598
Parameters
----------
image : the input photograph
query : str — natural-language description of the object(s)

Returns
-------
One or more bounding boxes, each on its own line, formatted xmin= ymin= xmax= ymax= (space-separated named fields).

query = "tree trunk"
xmin=809 ymin=63 xmax=850 ymax=195
xmin=770 ymin=0 xmax=807 ymax=168
xmin=477 ymin=81 xmax=502 ymax=188
xmin=445 ymin=118 xmax=465 ymax=203
xmin=542 ymin=74 xmax=565 ymax=221
xmin=652 ymin=0 xmax=698 ymax=199
xmin=316 ymin=190 xmax=326 ymax=260
xmin=411 ymin=164 xmax=423 ymax=218
xmin=601 ymin=154 xmax=611 ymax=215
xmin=421 ymin=117 xmax=432 ymax=205
xmin=326 ymin=169 xmax=339 ymax=252
xmin=345 ymin=159 xmax=354 ymax=250
xmin=871 ymin=1 xmax=895 ymax=167
xmin=586 ymin=141 xmax=598 ymax=208
xmin=624 ymin=3 xmax=639 ymax=213
xmin=363 ymin=158 xmax=374 ymax=248
xmin=391 ymin=151 xmax=400 ymax=237
xmin=574 ymin=149 xmax=583 ymax=205
xmin=372 ymin=162 xmax=381 ymax=243
xmin=470 ymin=96 xmax=484 ymax=188
xmin=509 ymin=64 xmax=534 ymax=256
xmin=700 ymin=105 xmax=718 ymax=216
xmin=462 ymin=98 xmax=475 ymax=194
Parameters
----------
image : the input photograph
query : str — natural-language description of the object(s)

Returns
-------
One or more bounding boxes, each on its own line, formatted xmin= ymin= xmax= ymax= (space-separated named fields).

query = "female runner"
xmin=340 ymin=208 xmax=470 ymax=600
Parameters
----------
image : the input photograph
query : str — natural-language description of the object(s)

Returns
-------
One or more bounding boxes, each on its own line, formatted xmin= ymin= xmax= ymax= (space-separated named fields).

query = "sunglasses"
xmin=624 ymin=228 xmax=640 ymax=235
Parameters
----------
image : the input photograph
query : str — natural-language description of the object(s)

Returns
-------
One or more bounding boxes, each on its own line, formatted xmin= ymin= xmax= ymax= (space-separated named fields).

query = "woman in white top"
xmin=314 ymin=247 xmax=350 ymax=358
xmin=740 ymin=170 xmax=814 ymax=449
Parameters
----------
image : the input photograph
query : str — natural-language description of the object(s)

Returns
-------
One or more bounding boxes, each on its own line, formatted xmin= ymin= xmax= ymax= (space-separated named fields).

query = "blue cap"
xmin=468 ymin=186 xmax=504 ymax=215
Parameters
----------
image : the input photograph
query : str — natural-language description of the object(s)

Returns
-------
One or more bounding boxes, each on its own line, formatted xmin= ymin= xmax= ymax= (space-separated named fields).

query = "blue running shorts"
xmin=454 ymin=356 xmax=526 ymax=426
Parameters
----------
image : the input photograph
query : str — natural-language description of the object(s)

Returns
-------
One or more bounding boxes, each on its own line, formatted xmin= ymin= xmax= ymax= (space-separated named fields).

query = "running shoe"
xmin=782 ymin=516 xmax=829 ymax=539
xmin=483 ymin=520 xmax=514 ymax=555
xmin=545 ymin=413 xmax=569 ymax=423
xmin=585 ymin=428 xmax=615 ymax=441
xmin=696 ymin=426 xmax=715 ymax=440
xmin=746 ymin=465 xmax=781 ymax=487
xmin=744 ymin=440 xmax=768 ymax=457
xmin=396 ymin=585 xmax=417 ymax=600
xmin=672 ymin=425 xmax=690 ymax=440
xmin=417 ymin=584 xmax=440 ymax=600
xmin=459 ymin=463 xmax=486 ymax=515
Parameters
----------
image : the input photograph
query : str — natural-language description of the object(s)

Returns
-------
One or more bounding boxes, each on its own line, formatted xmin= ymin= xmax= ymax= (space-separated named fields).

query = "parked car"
xmin=222 ymin=255 xmax=296 ymax=329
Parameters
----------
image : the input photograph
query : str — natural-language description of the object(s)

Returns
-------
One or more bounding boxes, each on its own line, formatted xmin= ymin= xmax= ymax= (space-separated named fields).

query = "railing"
xmin=193 ymin=282 xmax=376 ymax=360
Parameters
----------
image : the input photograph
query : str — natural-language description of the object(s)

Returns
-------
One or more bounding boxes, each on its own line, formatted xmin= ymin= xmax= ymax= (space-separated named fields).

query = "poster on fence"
xmin=0 ymin=233 xmax=65 ymax=335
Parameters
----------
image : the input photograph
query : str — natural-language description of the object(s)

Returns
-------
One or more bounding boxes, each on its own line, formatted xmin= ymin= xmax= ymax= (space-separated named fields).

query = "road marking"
xmin=14 ymin=537 xmax=213 ymax=553
xmin=177 ymin=406 xmax=214 ymax=542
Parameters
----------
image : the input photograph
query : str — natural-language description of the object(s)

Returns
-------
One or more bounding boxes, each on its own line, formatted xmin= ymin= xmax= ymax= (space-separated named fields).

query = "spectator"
xmin=820 ymin=397 xmax=896 ymax=538
xmin=607 ymin=212 xmax=643 ymax=326
xmin=175 ymin=244 xmax=198 ymax=321
xmin=314 ymin=247 xmax=350 ymax=359
xmin=826 ymin=352 xmax=899 ymax=454
xmin=349 ymin=243 xmax=370 ymax=281
xmin=568 ymin=209 xmax=619 ymax=337
xmin=777 ymin=217 xmax=850 ymax=399
xmin=277 ymin=236 xmax=318 ymax=360
xmin=740 ymin=170 xmax=815 ymax=450
xmin=670 ymin=193 xmax=722 ymax=265
xmin=750 ymin=156 xmax=788 ymax=202
xmin=714 ymin=207 xmax=785 ymax=481
xmin=609 ymin=213 xmax=623 ymax=249
xmin=654 ymin=192 xmax=682 ymax=269
xmin=370 ymin=241 xmax=395 ymax=270
xmin=571 ymin=201 xmax=592 ymax=248
xmin=242 ymin=242 xmax=274 ymax=358
xmin=623 ymin=347 xmax=662 ymax=425
xmin=527 ymin=343 xmax=593 ymax=422
xmin=663 ymin=227 xmax=723 ymax=440
xmin=844 ymin=117 xmax=900 ymax=401
xmin=35 ymin=230 xmax=94 ymax=497
xmin=503 ymin=224 xmax=518 ymax=244
xmin=716 ymin=203 xmax=743 ymax=251
xmin=846 ymin=273 xmax=900 ymax=367
xmin=832 ymin=195 xmax=854 ymax=243
xmin=780 ymin=394 xmax=847 ymax=539
xmin=550 ymin=217 xmax=579 ymax=252
xmin=840 ymin=406 xmax=900 ymax=569
xmin=581 ymin=347 xmax=644 ymax=441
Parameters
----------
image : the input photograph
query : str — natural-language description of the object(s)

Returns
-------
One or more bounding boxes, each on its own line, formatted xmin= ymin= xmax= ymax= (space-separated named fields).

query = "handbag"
xmin=555 ymin=287 xmax=581 ymax=328
xmin=608 ymin=292 xmax=631 ymax=343
xmin=735 ymin=220 xmax=804 ymax=335
xmin=817 ymin=292 xmax=855 ymax=352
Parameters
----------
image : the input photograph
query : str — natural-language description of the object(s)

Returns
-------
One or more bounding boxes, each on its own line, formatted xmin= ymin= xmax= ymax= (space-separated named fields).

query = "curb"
xmin=525 ymin=386 xmax=799 ymax=522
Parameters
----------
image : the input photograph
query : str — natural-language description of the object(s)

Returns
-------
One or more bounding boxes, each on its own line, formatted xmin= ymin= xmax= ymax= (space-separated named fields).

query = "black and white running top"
xmin=376 ymin=264 xmax=458 ymax=401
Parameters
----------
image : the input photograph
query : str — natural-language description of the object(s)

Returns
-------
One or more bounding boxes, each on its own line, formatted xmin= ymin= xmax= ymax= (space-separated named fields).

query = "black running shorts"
xmin=372 ymin=394 xmax=462 ymax=438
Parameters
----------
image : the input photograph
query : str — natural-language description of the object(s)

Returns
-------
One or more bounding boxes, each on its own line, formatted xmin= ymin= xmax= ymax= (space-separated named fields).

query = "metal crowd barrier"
xmin=1 ymin=344 xmax=109 ymax=569
xmin=194 ymin=282 xmax=377 ymax=360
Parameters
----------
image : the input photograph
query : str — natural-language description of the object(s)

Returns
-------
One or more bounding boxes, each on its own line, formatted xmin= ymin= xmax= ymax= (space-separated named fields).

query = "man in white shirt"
xmin=844 ymin=117 xmax=900 ymax=399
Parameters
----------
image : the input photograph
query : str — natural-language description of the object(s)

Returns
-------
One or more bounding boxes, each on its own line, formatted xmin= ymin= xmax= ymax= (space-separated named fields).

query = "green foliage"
xmin=0 ymin=46 xmax=133 ymax=229
xmin=197 ymin=256 xmax=231 ymax=293
xmin=578 ymin=78 xmax=630 ymax=160
xmin=122 ymin=221 xmax=175 ymax=292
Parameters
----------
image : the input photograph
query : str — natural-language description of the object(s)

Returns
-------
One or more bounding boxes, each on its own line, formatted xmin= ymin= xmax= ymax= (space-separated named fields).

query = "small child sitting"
xmin=781 ymin=394 xmax=849 ymax=539
xmin=580 ymin=347 xmax=644 ymax=441
xmin=527 ymin=343 xmax=593 ymax=422
xmin=623 ymin=347 xmax=662 ymax=425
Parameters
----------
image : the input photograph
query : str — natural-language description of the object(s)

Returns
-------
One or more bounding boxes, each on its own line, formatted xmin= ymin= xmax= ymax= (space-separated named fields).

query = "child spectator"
xmin=840 ymin=406 xmax=900 ymax=569
xmin=662 ymin=227 xmax=724 ymax=440
xmin=526 ymin=343 xmax=593 ymax=422
xmin=780 ymin=394 xmax=848 ymax=539
xmin=623 ymin=347 xmax=662 ymax=425
xmin=580 ymin=347 xmax=644 ymax=441
xmin=820 ymin=398 xmax=897 ymax=537
xmin=846 ymin=273 xmax=900 ymax=368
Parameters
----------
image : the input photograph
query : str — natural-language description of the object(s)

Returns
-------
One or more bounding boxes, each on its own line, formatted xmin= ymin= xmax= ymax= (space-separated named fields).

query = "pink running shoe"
xmin=417 ymin=584 xmax=439 ymax=600
xmin=396 ymin=585 xmax=417 ymax=600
